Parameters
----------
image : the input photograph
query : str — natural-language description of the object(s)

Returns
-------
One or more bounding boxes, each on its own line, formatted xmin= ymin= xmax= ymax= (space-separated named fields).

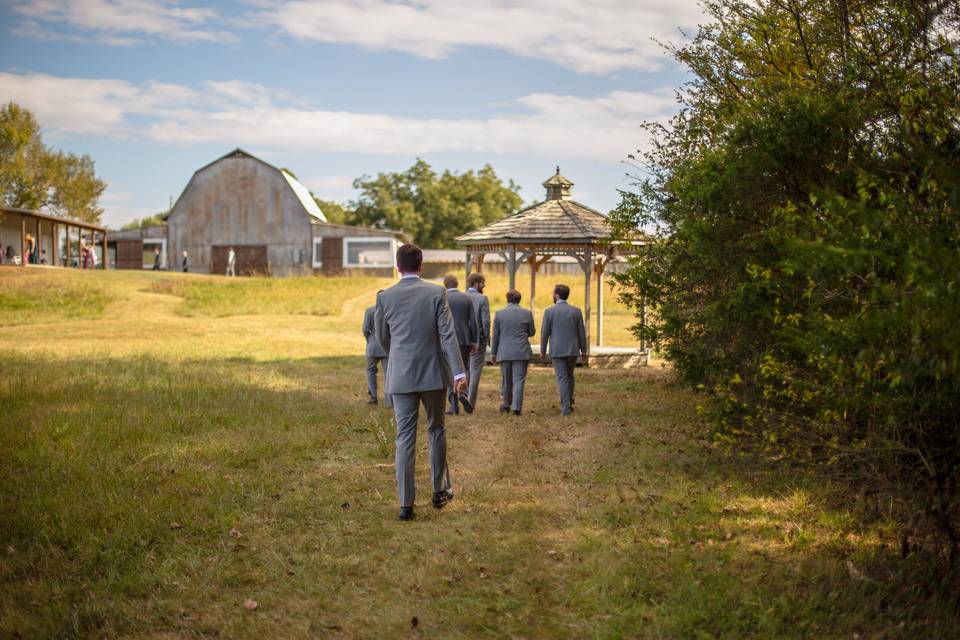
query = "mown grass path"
xmin=0 ymin=269 xmax=952 ymax=638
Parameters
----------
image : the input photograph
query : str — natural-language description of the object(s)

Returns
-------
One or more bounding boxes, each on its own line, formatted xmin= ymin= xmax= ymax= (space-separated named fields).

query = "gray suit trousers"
xmin=365 ymin=356 xmax=392 ymax=407
xmin=392 ymin=389 xmax=451 ymax=507
xmin=467 ymin=347 xmax=486 ymax=406
xmin=552 ymin=356 xmax=578 ymax=414
xmin=499 ymin=360 xmax=529 ymax=412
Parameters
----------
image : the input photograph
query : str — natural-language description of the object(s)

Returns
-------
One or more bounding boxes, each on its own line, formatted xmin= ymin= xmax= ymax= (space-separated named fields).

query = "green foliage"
xmin=312 ymin=196 xmax=348 ymax=224
xmin=0 ymin=102 xmax=106 ymax=223
xmin=0 ymin=272 xmax=112 ymax=326
xmin=347 ymin=158 xmax=522 ymax=248
xmin=610 ymin=0 xmax=960 ymax=558
xmin=119 ymin=212 xmax=167 ymax=230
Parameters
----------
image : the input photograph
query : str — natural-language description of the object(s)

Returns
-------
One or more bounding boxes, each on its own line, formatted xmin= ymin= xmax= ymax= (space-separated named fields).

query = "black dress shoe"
xmin=432 ymin=490 xmax=454 ymax=509
xmin=512 ymin=410 xmax=521 ymax=416
xmin=458 ymin=393 xmax=474 ymax=414
xmin=398 ymin=506 xmax=415 ymax=521
xmin=499 ymin=405 xmax=509 ymax=414
xmin=366 ymin=398 xmax=378 ymax=405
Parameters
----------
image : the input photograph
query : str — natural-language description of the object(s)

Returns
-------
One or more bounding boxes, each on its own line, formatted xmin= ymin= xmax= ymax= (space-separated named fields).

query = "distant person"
xmin=153 ymin=247 xmax=161 ymax=271
xmin=80 ymin=242 xmax=91 ymax=269
xmin=362 ymin=304 xmax=392 ymax=408
xmin=540 ymin=284 xmax=587 ymax=416
xmin=443 ymin=274 xmax=477 ymax=415
xmin=3 ymin=246 xmax=12 ymax=263
xmin=465 ymin=273 xmax=490 ymax=410
xmin=226 ymin=246 xmax=236 ymax=277
xmin=374 ymin=244 xmax=466 ymax=521
xmin=491 ymin=289 xmax=535 ymax=416
xmin=25 ymin=234 xmax=36 ymax=264
xmin=40 ymin=249 xmax=48 ymax=265
xmin=182 ymin=250 xmax=188 ymax=273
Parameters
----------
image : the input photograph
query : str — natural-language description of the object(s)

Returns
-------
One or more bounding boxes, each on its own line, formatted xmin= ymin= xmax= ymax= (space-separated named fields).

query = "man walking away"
xmin=375 ymin=244 xmax=467 ymax=521
xmin=540 ymin=284 xmax=587 ymax=416
xmin=226 ymin=246 xmax=236 ymax=277
xmin=491 ymin=290 xmax=535 ymax=416
xmin=362 ymin=304 xmax=392 ymax=408
xmin=465 ymin=273 xmax=490 ymax=409
xmin=182 ymin=250 xmax=189 ymax=273
xmin=443 ymin=274 xmax=478 ymax=415
xmin=152 ymin=247 xmax=161 ymax=271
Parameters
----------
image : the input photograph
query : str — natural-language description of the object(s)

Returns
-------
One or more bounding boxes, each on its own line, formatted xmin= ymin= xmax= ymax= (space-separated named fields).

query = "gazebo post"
xmin=583 ymin=246 xmax=592 ymax=358
xmin=465 ymin=251 xmax=473 ymax=281
xmin=476 ymin=253 xmax=485 ymax=273
xmin=596 ymin=259 xmax=604 ymax=347
xmin=508 ymin=245 xmax=517 ymax=291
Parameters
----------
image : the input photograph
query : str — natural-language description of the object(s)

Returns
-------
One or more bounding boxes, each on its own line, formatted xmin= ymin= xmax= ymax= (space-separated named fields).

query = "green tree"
xmin=120 ymin=213 xmax=167 ymax=230
xmin=0 ymin=102 xmax=106 ymax=223
xmin=312 ymin=197 xmax=348 ymax=225
xmin=611 ymin=0 xmax=960 ymax=557
xmin=348 ymin=159 xmax=522 ymax=247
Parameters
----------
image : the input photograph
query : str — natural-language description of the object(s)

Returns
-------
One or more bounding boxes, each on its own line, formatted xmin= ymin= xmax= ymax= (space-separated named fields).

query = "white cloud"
xmin=0 ymin=71 xmax=675 ymax=161
xmin=267 ymin=0 xmax=705 ymax=74
xmin=8 ymin=0 xmax=237 ymax=45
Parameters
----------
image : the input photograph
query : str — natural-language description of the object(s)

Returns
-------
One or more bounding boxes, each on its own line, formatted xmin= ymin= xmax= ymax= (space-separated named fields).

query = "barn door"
xmin=212 ymin=245 xmax=268 ymax=276
xmin=115 ymin=240 xmax=143 ymax=270
xmin=321 ymin=237 xmax=343 ymax=275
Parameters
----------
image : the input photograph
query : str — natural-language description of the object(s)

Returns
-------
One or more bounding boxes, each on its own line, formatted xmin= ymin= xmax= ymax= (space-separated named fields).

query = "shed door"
xmin=321 ymin=237 xmax=343 ymax=275
xmin=211 ymin=245 xmax=268 ymax=276
xmin=115 ymin=240 xmax=143 ymax=270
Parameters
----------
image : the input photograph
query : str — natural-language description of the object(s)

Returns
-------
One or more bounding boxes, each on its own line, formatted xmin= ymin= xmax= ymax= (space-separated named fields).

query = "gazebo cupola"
xmin=543 ymin=167 xmax=574 ymax=200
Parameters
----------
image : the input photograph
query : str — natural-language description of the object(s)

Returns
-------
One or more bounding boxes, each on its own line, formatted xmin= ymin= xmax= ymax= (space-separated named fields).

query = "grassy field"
xmin=0 ymin=268 xmax=956 ymax=638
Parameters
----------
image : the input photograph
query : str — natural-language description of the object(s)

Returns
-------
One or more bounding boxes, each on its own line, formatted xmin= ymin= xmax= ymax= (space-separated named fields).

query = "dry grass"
xmin=0 ymin=268 xmax=955 ymax=638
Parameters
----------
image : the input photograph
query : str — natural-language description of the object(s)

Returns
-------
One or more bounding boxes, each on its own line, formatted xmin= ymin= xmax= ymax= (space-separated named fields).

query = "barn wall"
xmin=166 ymin=156 xmax=314 ymax=276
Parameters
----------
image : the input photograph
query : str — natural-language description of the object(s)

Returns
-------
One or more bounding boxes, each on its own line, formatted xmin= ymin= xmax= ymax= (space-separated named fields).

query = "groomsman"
xmin=465 ymin=273 xmax=491 ymax=408
xmin=443 ymin=275 xmax=478 ymax=415
xmin=376 ymin=244 xmax=466 ymax=521
xmin=540 ymin=284 xmax=587 ymax=416
xmin=362 ymin=304 xmax=391 ymax=407
xmin=491 ymin=290 xmax=535 ymax=416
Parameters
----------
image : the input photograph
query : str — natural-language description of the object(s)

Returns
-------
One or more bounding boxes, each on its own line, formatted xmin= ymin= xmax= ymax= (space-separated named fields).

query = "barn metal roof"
xmin=281 ymin=170 xmax=327 ymax=223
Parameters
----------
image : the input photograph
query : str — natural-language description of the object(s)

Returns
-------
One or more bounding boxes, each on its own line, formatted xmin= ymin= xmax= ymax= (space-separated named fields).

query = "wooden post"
xmin=465 ymin=251 xmax=473 ymax=281
xmin=596 ymin=260 xmax=604 ymax=346
xmin=583 ymin=246 xmax=592 ymax=358
xmin=528 ymin=254 xmax=538 ymax=316
xmin=508 ymin=245 xmax=517 ymax=292
xmin=475 ymin=252 xmax=485 ymax=273
xmin=51 ymin=223 xmax=58 ymax=267
xmin=20 ymin=215 xmax=27 ymax=267
xmin=640 ymin=297 xmax=647 ymax=353
xmin=102 ymin=232 xmax=108 ymax=270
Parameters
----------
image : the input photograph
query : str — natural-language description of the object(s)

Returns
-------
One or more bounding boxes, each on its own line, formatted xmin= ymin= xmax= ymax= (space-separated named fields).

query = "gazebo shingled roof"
xmin=456 ymin=168 xmax=645 ymax=355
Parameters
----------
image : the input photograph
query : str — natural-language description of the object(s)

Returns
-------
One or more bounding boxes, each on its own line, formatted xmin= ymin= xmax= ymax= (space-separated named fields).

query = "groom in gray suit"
xmin=375 ymin=244 xmax=467 ymax=521
xmin=540 ymin=284 xmax=587 ymax=416
xmin=491 ymin=290 xmax=535 ymax=415
xmin=362 ymin=305 xmax=392 ymax=407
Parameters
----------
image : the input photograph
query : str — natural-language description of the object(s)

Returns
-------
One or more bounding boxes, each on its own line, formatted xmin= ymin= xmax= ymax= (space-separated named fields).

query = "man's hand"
xmin=469 ymin=344 xmax=479 ymax=354
xmin=490 ymin=355 xmax=497 ymax=365
xmin=455 ymin=377 xmax=468 ymax=394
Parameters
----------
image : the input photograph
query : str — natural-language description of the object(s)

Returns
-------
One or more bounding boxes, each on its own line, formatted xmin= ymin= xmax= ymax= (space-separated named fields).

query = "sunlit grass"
xmin=0 ymin=268 xmax=956 ymax=637
xmin=0 ymin=268 xmax=114 ymax=326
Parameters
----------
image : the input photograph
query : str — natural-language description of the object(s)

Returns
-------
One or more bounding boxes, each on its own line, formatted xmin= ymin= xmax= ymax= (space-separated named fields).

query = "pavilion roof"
xmin=456 ymin=198 xmax=612 ymax=246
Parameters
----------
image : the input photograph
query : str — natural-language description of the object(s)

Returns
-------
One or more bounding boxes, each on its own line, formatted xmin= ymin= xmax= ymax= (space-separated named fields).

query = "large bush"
xmin=611 ymin=0 xmax=960 ymax=558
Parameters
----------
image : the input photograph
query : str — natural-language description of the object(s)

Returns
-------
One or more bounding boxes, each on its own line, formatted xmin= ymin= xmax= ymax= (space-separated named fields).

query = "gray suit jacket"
xmin=362 ymin=305 xmax=387 ymax=359
xmin=446 ymin=289 xmax=478 ymax=348
xmin=375 ymin=277 xmax=466 ymax=394
xmin=466 ymin=288 xmax=491 ymax=348
xmin=491 ymin=304 xmax=535 ymax=361
xmin=540 ymin=300 xmax=587 ymax=358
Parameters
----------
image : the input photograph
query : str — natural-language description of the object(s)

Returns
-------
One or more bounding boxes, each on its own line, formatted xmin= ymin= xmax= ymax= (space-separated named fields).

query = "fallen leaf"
xmin=229 ymin=528 xmax=242 ymax=538
xmin=340 ymin=502 xmax=350 ymax=510
xmin=411 ymin=616 xmax=418 ymax=628
xmin=169 ymin=522 xmax=182 ymax=530
xmin=244 ymin=599 xmax=258 ymax=610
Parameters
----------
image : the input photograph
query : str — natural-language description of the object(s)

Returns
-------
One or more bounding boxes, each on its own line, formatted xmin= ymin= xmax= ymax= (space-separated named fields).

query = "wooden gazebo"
xmin=456 ymin=168 xmax=643 ymax=353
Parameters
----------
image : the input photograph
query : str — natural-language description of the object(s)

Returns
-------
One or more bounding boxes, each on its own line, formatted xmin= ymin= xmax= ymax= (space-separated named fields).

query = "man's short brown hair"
xmin=506 ymin=289 xmax=522 ymax=304
xmin=554 ymin=284 xmax=571 ymax=300
xmin=466 ymin=273 xmax=485 ymax=289
xmin=443 ymin=274 xmax=459 ymax=289
xmin=396 ymin=244 xmax=423 ymax=273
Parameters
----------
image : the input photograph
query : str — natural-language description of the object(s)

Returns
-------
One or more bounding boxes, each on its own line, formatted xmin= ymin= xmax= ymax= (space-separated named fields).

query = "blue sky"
xmin=0 ymin=1 xmax=704 ymax=229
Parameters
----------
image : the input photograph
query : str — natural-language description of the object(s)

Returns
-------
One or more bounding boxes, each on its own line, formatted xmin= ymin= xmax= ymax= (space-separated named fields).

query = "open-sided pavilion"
xmin=0 ymin=207 xmax=107 ymax=269
xmin=456 ymin=169 xmax=645 ymax=357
